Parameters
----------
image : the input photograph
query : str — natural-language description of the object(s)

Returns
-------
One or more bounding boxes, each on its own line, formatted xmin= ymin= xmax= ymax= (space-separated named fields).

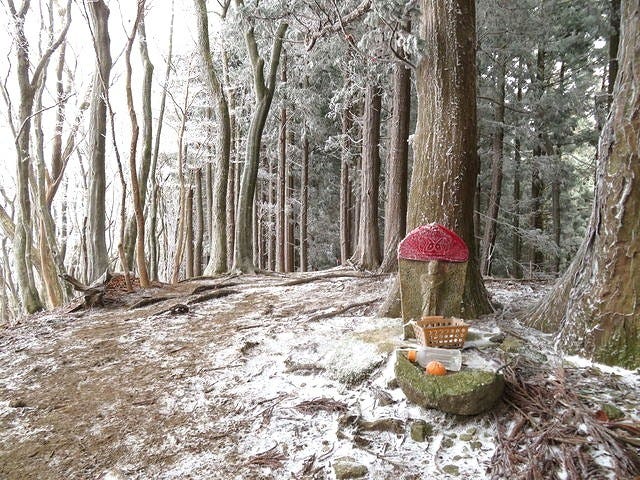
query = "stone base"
xmin=394 ymin=352 xmax=503 ymax=415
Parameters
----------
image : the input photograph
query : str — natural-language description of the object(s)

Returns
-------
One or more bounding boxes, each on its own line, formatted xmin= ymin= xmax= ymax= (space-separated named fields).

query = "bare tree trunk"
xmin=480 ymin=56 xmax=506 ymax=276
xmin=267 ymin=154 xmax=276 ymax=270
xmin=350 ymin=83 xmax=382 ymax=270
xmin=512 ymin=69 xmax=523 ymax=279
xmin=512 ymin=136 xmax=523 ymax=279
xmin=185 ymin=186 xmax=194 ymax=279
xmin=193 ymin=168 xmax=204 ymax=276
xmin=300 ymin=123 xmax=309 ymax=272
xmin=398 ymin=0 xmax=491 ymax=317
xmin=149 ymin=0 xmax=174 ymax=281
xmin=86 ymin=0 xmax=112 ymax=283
xmin=194 ymin=0 xmax=231 ymax=275
xmin=340 ymin=106 xmax=352 ymax=264
xmin=529 ymin=0 xmax=640 ymax=368
xmin=124 ymin=12 xmax=155 ymax=268
xmin=6 ymin=0 xmax=71 ymax=312
xmin=171 ymin=113 xmax=189 ymax=284
xmin=530 ymin=47 xmax=547 ymax=275
xmin=380 ymin=44 xmax=411 ymax=273
xmin=124 ymin=1 xmax=150 ymax=288
xmin=285 ymin=128 xmax=295 ymax=272
xmin=276 ymin=54 xmax=288 ymax=272
xmin=234 ymin=20 xmax=288 ymax=273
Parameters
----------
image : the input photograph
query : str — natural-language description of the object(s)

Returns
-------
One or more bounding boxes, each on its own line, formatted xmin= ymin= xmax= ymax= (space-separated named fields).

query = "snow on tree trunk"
xmin=528 ymin=0 xmax=640 ymax=369
xmin=406 ymin=0 xmax=491 ymax=317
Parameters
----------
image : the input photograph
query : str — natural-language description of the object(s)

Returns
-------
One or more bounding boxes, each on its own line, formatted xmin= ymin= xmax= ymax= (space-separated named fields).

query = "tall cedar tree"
xmin=528 ymin=0 xmax=640 ymax=369
xmin=407 ymin=0 xmax=491 ymax=317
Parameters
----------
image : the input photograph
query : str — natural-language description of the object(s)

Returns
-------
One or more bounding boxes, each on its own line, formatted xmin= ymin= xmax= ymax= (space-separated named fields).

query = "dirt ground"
xmin=0 ymin=272 xmax=637 ymax=479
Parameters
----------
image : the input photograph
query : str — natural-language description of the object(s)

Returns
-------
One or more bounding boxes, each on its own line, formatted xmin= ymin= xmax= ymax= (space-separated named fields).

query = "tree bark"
xmin=149 ymin=0 xmax=174 ymax=281
xmin=339 ymin=106 xmax=353 ymax=265
xmin=401 ymin=0 xmax=491 ymax=317
xmin=285 ymin=129 xmax=295 ymax=272
xmin=300 ymin=123 xmax=309 ymax=272
xmin=350 ymin=83 xmax=382 ymax=270
xmin=124 ymin=1 xmax=150 ymax=288
xmin=233 ymin=20 xmax=288 ymax=273
xmin=512 ymin=70 xmax=524 ymax=279
xmin=529 ymin=0 xmax=640 ymax=369
xmin=194 ymin=0 xmax=231 ymax=275
xmin=380 ymin=47 xmax=411 ymax=273
xmin=193 ymin=168 xmax=204 ymax=276
xmin=86 ymin=0 xmax=112 ymax=283
xmin=480 ymin=56 xmax=506 ymax=276
xmin=185 ymin=186 xmax=194 ymax=279
xmin=7 ymin=0 xmax=71 ymax=312
xmin=124 ymin=12 xmax=155 ymax=268
xmin=276 ymin=56 xmax=287 ymax=272
xmin=530 ymin=47 xmax=547 ymax=274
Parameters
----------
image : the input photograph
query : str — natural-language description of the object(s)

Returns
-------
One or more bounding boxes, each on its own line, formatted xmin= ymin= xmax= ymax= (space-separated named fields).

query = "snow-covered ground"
xmin=0 ymin=273 xmax=637 ymax=479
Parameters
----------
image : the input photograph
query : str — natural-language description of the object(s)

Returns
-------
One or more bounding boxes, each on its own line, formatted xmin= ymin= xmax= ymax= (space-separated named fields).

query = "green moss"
xmin=595 ymin=327 xmax=640 ymax=369
xmin=394 ymin=352 xmax=504 ymax=415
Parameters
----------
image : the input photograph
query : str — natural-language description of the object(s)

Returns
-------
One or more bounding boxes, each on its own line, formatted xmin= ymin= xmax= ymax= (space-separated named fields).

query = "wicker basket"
xmin=412 ymin=315 xmax=469 ymax=349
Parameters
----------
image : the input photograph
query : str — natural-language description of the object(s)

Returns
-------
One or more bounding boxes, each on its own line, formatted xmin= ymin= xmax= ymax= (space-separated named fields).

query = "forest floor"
xmin=0 ymin=270 xmax=638 ymax=480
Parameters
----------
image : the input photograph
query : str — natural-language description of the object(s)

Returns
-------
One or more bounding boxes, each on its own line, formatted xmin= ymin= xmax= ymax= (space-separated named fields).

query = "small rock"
xmin=387 ymin=378 xmax=399 ymax=389
xmin=410 ymin=420 xmax=433 ymax=442
xmin=601 ymin=403 xmax=625 ymax=420
xmin=374 ymin=389 xmax=395 ymax=407
xmin=441 ymin=437 xmax=455 ymax=449
xmin=442 ymin=464 xmax=460 ymax=476
xmin=489 ymin=333 xmax=506 ymax=343
xmin=499 ymin=335 xmax=523 ymax=353
xmin=466 ymin=427 xmax=477 ymax=435
xmin=333 ymin=457 xmax=368 ymax=479
xmin=9 ymin=399 xmax=27 ymax=408
xmin=470 ymin=441 xmax=483 ymax=451
xmin=359 ymin=418 xmax=405 ymax=434
xmin=459 ymin=433 xmax=473 ymax=441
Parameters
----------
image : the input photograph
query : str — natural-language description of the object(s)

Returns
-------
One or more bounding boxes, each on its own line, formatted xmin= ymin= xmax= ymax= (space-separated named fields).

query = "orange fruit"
xmin=425 ymin=361 xmax=447 ymax=376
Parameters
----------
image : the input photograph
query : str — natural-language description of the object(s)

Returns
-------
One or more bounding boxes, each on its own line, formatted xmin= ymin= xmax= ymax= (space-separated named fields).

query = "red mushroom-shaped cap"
xmin=398 ymin=224 xmax=469 ymax=263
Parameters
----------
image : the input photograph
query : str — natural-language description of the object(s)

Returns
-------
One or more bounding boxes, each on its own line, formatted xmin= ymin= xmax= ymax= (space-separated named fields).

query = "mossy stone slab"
xmin=394 ymin=352 xmax=504 ymax=415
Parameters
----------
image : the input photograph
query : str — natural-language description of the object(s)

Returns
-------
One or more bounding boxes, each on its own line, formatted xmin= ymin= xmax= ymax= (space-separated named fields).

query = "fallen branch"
xmin=305 ymin=297 xmax=383 ymax=322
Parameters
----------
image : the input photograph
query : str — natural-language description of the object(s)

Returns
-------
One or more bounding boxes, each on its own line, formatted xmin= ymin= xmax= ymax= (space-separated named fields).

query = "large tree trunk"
xmin=233 ymin=21 xmax=288 ymax=273
xmin=86 ymin=0 xmax=112 ymax=283
xmin=380 ymin=51 xmax=411 ymax=273
xmin=402 ymin=0 xmax=491 ymax=317
xmin=194 ymin=0 xmax=231 ymax=275
xmin=529 ymin=0 xmax=640 ymax=369
xmin=480 ymin=56 xmax=506 ymax=276
xmin=350 ymin=83 xmax=382 ymax=270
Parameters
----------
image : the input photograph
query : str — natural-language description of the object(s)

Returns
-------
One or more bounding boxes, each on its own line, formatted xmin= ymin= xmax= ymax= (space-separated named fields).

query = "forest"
xmin=0 ymin=0 xmax=639 ymax=478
